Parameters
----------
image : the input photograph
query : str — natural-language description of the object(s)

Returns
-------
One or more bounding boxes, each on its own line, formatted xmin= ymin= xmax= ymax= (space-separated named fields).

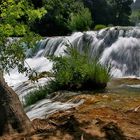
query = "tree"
xmin=107 ymin=0 xmax=133 ymax=25
xmin=130 ymin=9 xmax=140 ymax=25
xmin=83 ymin=0 xmax=112 ymax=26
xmin=68 ymin=5 xmax=92 ymax=31
xmin=83 ymin=0 xmax=133 ymax=26
xmin=0 ymin=0 xmax=46 ymax=136
xmin=31 ymin=0 xmax=92 ymax=36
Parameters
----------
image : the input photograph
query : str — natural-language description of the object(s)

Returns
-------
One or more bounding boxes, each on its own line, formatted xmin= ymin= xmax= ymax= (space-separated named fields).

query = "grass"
xmin=24 ymin=82 xmax=58 ymax=106
xmin=24 ymin=86 xmax=48 ymax=106
xmin=24 ymin=47 xmax=110 ymax=106
xmin=50 ymin=47 xmax=110 ymax=90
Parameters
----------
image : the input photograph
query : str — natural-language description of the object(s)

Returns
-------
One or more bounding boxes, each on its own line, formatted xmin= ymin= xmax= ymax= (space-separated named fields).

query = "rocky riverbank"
xmin=1 ymin=93 xmax=140 ymax=139
xmin=1 ymin=78 xmax=140 ymax=140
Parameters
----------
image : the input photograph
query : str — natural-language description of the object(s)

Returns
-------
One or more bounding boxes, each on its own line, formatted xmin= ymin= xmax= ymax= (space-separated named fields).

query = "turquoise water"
xmin=107 ymin=78 xmax=140 ymax=96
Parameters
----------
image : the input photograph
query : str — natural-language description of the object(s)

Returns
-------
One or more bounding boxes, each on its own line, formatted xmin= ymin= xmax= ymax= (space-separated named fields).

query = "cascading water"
xmin=4 ymin=26 xmax=140 ymax=119
xmin=32 ymin=26 xmax=140 ymax=77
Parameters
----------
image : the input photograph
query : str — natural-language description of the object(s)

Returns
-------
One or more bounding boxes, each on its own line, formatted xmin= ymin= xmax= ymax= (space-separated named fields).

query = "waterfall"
xmin=32 ymin=26 xmax=140 ymax=78
xmin=4 ymin=26 xmax=140 ymax=119
xmin=5 ymin=26 xmax=140 ymax=95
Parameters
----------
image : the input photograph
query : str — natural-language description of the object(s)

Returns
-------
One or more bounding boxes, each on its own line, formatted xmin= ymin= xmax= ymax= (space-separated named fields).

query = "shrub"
xmin=50 ymin=47 xmax=110 ymax=91
xmin=25 ymin=47 xmax=110 ymax=106
xmin=94 ymin=24 xmax=107 ymax=30
xmin=24 ymin=81 xmax=57 ymax=106
xmin=68 ymin=8 xmax=92 ymax=31
xmin=130 ymin=10 xmax=140 ymax=25
xmin=24 ymin=86 xmax=48 ymax=106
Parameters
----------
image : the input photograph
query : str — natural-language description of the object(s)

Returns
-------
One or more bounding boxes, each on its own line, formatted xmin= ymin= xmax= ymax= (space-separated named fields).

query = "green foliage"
xmin=50 ymin=47 xmax=110 ymax=91
xmin=94 ymin=24 xmax=107 ymax=30
xmin=24 ymin=86 xmax=48 ymax=106
xmin=24 ymin=79 xmax=58 ymax=106
xmin=83 ymin=0 xmax=112 ymax=26
xmin=68 ymin=8 xmax=92 ymax=31
xmin=0 ymin=0 xmax=47 ymax=37
xmin=0 ymin=0 xmax=134 ymax=36
xmin=130 ymin=10 xmax=140 ymax=25
xmin=84 ymin=0 xmax=133 ymax=26
xmin=107 ymin=0 xmax=133 ymax=25
xmin=32 ymin=0 xmax=93 ymax=35
xmin=0 ymin=32 xmax=42 ymax=73
xmin=0 ymin=0 xmax=46 ymax=74
xmin=24 ymin=46 xmax=110 ymax=106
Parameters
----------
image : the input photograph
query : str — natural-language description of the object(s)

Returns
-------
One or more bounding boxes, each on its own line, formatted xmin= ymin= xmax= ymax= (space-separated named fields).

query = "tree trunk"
xmin=0 ymin=72 xmax=31 ymax=136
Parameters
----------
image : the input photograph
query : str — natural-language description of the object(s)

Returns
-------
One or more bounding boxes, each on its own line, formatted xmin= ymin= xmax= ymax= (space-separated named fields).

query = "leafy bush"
xmin=24 ymin=86 xmax=48 ymax=106
xmin=50 ymin=47 xmax=110 ymax=91
xmin=25 ymin=47 xmax=110 ymax=106
xmin=24 ymin=79 xmax=57 ymax=106
xmin=32 ymin=0 xmax=93 ymax=35
xmin=94 ymin=24 xmax=107 ymax=30
xmin=0 ymin=0 xmax=46 ymax=37
xmin=68 ymin=8 xmax=92 ymax=31
xmin=130 ymin=10 xmax=140 ymax=25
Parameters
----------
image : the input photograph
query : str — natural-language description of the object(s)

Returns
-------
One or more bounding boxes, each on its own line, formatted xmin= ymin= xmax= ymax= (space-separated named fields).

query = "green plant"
xmin=24 ymin=80 xmax=59 ymax=106
xmin=94 ymin=24 xmax=107 ymax=30
xmin=24 ymin=86 xmax=48 ymax=106
xmin=24 ymin=47 xmax=110 ymax=106
xmin=50 ymin=47 xmax=110 ymax=91
xmin=0 ymin=0 xmax=46 ymax=37
xmin=68 ymin=8 xmax=92 ymax=31
xmin=130 ymin=10 xmax=140 ymax=25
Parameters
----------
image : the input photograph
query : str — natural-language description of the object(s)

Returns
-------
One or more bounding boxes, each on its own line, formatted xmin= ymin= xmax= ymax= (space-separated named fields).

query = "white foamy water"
xmin=26 ymin=98 xmax=84 ymax=120
xmin=100 ymin=37 xmax=140 ymax=77
xmin=32 ymin=26 xmax=140 ymax=77
xmin=4 ymin=56 xmax=52 ymax=98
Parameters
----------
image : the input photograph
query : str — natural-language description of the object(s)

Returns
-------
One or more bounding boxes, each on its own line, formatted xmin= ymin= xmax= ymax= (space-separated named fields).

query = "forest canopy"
xmin=0 ymin=0 xmax=135 ymax=36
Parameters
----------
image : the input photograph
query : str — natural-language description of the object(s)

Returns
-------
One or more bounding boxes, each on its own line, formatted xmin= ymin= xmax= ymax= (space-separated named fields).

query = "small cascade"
xmin=26 ymin=92 xmax=84 ymax=120
xmin=33 ymin=26 xmax=140 ymax=77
